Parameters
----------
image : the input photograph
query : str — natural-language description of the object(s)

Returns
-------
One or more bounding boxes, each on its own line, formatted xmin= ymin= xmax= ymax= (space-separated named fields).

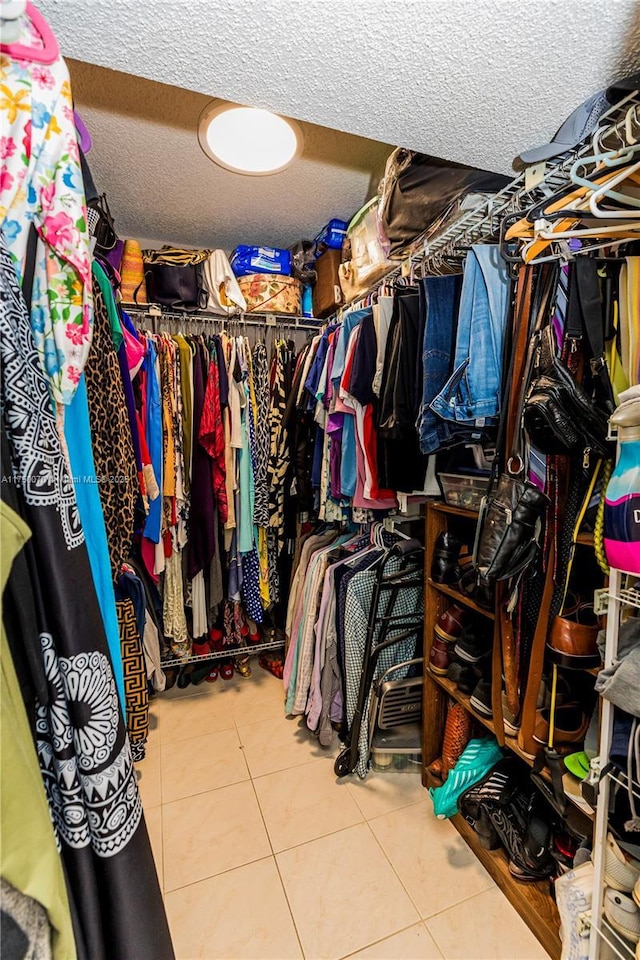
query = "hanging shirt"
xmin=0 ymin=42 xmax=93 ymax=405
xmin=142 ymin=339 xmax=163 ymax=544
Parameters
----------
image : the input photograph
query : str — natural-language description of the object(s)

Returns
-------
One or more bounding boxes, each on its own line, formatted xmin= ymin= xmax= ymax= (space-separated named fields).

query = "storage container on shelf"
xmin=230 ymin=245 xmax=292 ymax=278
xmin=314 ymin=218 xmax=348 ymax=252
xmin=438 ymin=473 xmax=490 ymax=512
xmin=238 ymin=273 xmax=302 ymax=315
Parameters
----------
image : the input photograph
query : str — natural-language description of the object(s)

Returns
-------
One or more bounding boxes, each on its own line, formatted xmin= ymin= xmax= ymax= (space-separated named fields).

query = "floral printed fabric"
xmin=0 ymin=44 xmax=92 ymax=405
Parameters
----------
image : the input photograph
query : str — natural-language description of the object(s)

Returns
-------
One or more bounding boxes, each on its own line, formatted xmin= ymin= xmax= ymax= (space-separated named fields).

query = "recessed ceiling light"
xmin=198 ymin=102 xmax=303 ymax=175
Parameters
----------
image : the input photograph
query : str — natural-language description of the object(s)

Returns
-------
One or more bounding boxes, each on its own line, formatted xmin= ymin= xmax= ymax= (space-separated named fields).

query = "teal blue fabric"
xmin=237 ymin=382 xmax=255 ymax=555
xmin=429 ymin=737 xmax=505 ymax=820
xmin=64 ymin=374 xmax=126 ymax=711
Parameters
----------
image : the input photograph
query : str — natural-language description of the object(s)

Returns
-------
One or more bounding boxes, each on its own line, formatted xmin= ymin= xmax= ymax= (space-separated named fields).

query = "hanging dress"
xmin=0 ymin=234 xmax=174 ymax=960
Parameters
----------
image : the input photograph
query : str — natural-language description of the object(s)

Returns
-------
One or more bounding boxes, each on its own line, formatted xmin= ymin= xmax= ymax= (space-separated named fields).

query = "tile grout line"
xmin=162 ymin=854 xmax=276 ymax=896
xmin=336 ymin=919 xmax=442 ymax=960
xmin=247 ymin=745 xmax=307 ymax=959
xmin=363 ymin=818 xmax=425 ymax=922
xmin=364 ymin=804 xmax=496 ymax=924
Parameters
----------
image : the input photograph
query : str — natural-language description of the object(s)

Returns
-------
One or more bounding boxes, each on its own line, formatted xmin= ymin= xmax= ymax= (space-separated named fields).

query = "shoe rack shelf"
xmin=160 ymin=637 xmax=285 ymax=668
xmin=427 ymin=672 xmax=497 ymax=736
xmin=422 ymin=500 xmax=564 ymax=959
xmin=428 ymin=579 xmax=496 ymax=621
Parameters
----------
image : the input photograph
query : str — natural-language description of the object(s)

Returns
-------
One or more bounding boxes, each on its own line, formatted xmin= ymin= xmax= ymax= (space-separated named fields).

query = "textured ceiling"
xmin=66 ymin=60 xmax=393 ymax=250
xmin=41 ymin=0 xmax=640 ymax=175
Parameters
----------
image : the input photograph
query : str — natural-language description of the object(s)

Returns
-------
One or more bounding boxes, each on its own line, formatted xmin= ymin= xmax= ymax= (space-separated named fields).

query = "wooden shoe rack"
xmin=421 ymin=500 xmax=594 ymax=960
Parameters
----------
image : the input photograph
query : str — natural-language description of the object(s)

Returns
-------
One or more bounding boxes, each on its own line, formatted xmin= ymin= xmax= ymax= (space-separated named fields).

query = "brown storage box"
xmin=313 ymin=248 xmax=344 ymax=319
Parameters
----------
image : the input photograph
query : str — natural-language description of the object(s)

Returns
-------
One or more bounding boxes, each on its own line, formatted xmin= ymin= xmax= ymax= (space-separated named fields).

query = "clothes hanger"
xmin=0 ymin=1 xmax=59 ymax=63
xmin=587 ymin=159 xmax=640 ymax=217
xmin=509 ymin=163 xmax=640 ymax=239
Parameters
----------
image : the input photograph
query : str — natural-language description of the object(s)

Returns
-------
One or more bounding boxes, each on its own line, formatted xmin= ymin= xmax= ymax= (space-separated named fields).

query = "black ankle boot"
xmin=431 ymin=532 xmax=461 ymax=584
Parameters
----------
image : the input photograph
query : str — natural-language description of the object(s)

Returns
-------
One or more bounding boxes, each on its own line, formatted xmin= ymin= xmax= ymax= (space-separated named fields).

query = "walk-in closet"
xmin=2 ymin=3 xmax=640 ymax=960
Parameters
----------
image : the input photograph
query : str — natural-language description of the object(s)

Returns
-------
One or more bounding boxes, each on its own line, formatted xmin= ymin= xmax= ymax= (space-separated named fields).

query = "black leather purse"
xmin=523 ymin=325 xmax=611 ymax=458
xmin=474 ymin=266 xmax=553 ymax=586
xmin=143 ymin=247 xmax=209 ymax=312
xmin=475 ymin=474 xmax=549 ymax=584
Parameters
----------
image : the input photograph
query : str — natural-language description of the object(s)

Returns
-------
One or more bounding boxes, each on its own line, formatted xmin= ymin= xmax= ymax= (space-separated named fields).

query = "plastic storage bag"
xmin=230 ymin=245 xmax=292 ymax=278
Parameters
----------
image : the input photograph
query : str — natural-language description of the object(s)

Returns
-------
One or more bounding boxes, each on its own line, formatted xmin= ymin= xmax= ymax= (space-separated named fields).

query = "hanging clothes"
xmin=84 ymin=262 xmax=138 ymax=579
xmin=0 ymin=500 xmax=77 ymax=960
xmin=0 ymin=37 xmax=93 ymax=407
xmin=0 ymin=235 xmax=174 ymax=960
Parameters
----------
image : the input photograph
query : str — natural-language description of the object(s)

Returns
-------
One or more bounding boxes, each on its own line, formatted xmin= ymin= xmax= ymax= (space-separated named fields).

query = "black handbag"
xmin=523 ymin=325 xmax=611 ymax=458
xmin=475 ymin=474 xmax=549 ymax=584
xmin=143 ymin=247 xmax=209 ymax=312
xmin=88 ymin=193 xmax=118 ymax=253
xmin=474 ymin=266 xmax=552 ymax=585
xmin=144 ymin=263 xmax=206 ymax=311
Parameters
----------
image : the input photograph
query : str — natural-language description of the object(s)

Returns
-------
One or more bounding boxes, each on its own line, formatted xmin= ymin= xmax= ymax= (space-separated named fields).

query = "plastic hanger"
xmin=0 ymin=2 xmax=59 ymax=63
xmin=587 ymin=159 xmax=640 ymax=217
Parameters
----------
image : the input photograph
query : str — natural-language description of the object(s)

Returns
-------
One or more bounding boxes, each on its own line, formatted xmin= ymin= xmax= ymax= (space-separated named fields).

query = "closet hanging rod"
xmin=323 ymin=93 xmax=640 ymax=323
xmin=121 ymin=302 xmax=322 ymax=332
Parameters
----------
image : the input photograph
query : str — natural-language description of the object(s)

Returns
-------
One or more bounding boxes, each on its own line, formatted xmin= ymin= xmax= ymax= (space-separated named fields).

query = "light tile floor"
xmin=136 ymin=668 xmax=550 ymax=960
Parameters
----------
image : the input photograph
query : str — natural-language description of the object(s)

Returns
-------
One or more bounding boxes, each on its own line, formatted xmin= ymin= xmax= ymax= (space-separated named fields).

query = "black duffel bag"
xmin=379 ymin=148 xmax=511 ymax=257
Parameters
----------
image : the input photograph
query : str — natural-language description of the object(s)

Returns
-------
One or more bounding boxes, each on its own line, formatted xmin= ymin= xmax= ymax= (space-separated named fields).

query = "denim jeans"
xmin=431 ymin=244 xmax=509 ymax=426
xmin=416 ymin=274 xmax=463 ymax=454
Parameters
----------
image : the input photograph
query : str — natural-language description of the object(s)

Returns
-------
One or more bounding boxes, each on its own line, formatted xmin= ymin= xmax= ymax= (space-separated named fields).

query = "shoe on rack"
xmin=470 ymin=678 xmax=493 ymax=718
xmin=533 ymin=704 xmax=589 ymax=751
xmin=501 ymin=693 xmax=520 ymax=736
xmin=435 ymin=602 xmax=471 ymax=643
xmin=191 ymin=662 xmax=214 ymax=685
xmin=459 ymin=757 xmax=523 ymax=849
xmin=483 ymin=794 xmax=555 ymax=882
xmin=219 ymin=661 xmax=235 ymax=681
xmin=440 ymin=701 xmax=473 ymax=780
xmin=429 ymin=635 xmax=452 ymax=676
xmin=235 ymin=655 xmax=252 ymax=678
xmin=605 ymin=833 xmax=640 ymax=894
xmin=191 ymin=639 xmax=212 ymax=657
xmin=446 ymin=659 xmax=480 ymax=695
xmin=604 ymin=887 xmax=640 ymax=944
xmin=454 ymin=627 xmax=492 ymax=664
xmin=431 ymin=532 xmax=462 ymax=584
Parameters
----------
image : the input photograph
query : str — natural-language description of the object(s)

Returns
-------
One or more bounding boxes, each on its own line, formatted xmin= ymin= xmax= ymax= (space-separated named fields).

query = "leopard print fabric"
xmin=84 ymin=275 xmax=138 ymax=580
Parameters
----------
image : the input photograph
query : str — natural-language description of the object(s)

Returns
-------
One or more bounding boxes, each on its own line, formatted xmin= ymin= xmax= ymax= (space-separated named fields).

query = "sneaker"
xmin=605 ymin=833 xmax=640 ymax=894
xmin=429 ymin=635 xmax=452 ymax=676
xmin=470 ymin=678 xmax=493 ymax=718
xmin=435 ymin=603 xmax=471 ymax=642
xmin=482 ymin=794 xmax=555 ymax=881
xmin=446 ymin=659 xmax=480 ymax=694
xmin=604 ymin=887 xmax=640 ymax=944
xmin=454 ymin=628 xmax=492 ymax=664
xmin=501 ymin=693 xmax=520 ymax=736
xmin=459 ymin=758 xmax=522 ymax=848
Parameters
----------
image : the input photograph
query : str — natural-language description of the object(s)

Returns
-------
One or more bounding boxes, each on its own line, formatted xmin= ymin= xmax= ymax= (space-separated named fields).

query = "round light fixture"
xmin=198 ymin=102 xmax=302 ymax=175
